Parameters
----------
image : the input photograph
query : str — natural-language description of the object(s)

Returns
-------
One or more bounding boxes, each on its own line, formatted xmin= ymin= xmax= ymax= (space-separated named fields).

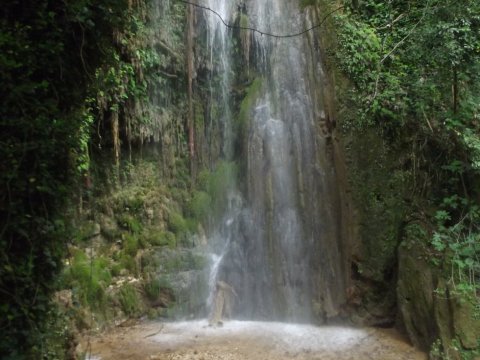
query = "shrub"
xmin=189 ymin=191 xmax=212 ymax=223
xmin=110 ymin=262 xmax=123 ymax=277
xmin=146 ymin=230 xmax=177 ymax=247
xmin=123 ymin=233 xmax=140 ymax=256
xmin=118 ymin=252 xmax=138 ymax=276
xmin=144 ymin=278 xmax=163 ymax=301
xmin=168 ymin=211 xmax=188 ymax=234
xmin=118 ymin=283 xmax=142 ymax=317
xmin=61 ymin=252 xmax=112 ymax=311
xmin=197 ymin=161 xmax=238 ymax=218
xmin=116 ymin=214 xmax=142 ymax=233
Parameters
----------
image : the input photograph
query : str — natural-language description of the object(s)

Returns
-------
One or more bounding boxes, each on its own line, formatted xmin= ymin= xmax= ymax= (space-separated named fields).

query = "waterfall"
xmin=199 ymin=0 xmax=347 ymax=323
xmin=204 ymin=0 xmax=236 ymax=159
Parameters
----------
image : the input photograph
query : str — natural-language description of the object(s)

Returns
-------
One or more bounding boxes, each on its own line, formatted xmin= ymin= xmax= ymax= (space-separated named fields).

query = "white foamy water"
xmin=152 ymin=320 xmax=370 ymax=353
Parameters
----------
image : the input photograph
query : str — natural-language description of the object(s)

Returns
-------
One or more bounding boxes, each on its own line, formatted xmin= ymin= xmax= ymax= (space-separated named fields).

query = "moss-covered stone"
xmin=398 ymin=225 xmax=480 ymax=357
xmin=452 ymin=297 xmax=480 ymax=350
xmin=237 ymin=77 xmax=263 ymax=140
xmin=397 ymin=231 xmax=437 ymax=350
xmin=345 ymin=129 xmax=408 ymax=281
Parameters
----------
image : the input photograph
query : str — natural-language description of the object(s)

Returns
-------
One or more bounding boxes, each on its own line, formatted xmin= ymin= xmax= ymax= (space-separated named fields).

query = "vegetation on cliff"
xmin=317 ymin=0 xmax=480 ymax=356
xmin=0 ymin=0 xmax=186 ymax=357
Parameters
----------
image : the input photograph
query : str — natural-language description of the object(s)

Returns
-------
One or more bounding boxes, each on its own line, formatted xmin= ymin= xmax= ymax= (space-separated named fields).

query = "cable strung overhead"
xmin=179 ymin=0 xmax=344 ymax=39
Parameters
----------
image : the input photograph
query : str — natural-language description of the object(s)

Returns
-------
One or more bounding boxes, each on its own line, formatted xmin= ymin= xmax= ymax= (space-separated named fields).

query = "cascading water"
xmin=200 ymin=0 xmax=348 ymax=323
xmin=204 ymin=0 xmax=236 ymax=159
xmin=201 ymin=0 xmax=245 ymax=318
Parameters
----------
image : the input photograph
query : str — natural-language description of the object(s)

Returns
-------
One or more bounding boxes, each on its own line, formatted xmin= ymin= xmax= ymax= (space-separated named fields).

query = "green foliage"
xmin=197 ymin=161 xmax=239 ymax=219
xmin=144 ymin=278 xmax=162 ymax=301
xmin=334 ymin=0 xmax=480 ymax=133
xmin=110 ymin=262 xmax=123 ymax=277
xmin=333 ymin=0 xmax=480 ymax=277
xmin=118 ymin=283 xmax=142 ymax=317
xmin=144 ymin=277 xmax=172 ymax=302
xmin=85 ymin=0 xmax=188 ymax=154
xmin=61 ymin=252 xmax=112 ymax=311
xmin=122 ymin=233 xmax=140 ymax=256
xmin=163 ymin=252 xmax=207 ymax=272
xmin=168 ymin=211 xmax=189 ymax=235
xmin=117 ymin=214 xmax=143 ymax=233
xmin=430 ymin=337 xmax=480 ymax=359
xmin=0 ymin=0 xmax=153 ymax=356
xmin=140 ymin=252 xmax=161 ymax=274
xmin=26 ymin=307 xmax=75 ymax=360
xmin=432 ymin=205 xmax=480 ymax=298
xmin=327 ymin=4 xmax=480 ymax=359
xmin=120 ymin=195 xmax=145 ymax=213
xmin=237 ymin=78 xmax=264 ymax=139
xmin=336 ymin=16 xmax=381 ymax=90
xmin=118 ymin=251 xmax=138 ymax=276
xmin=189 ymin=191 xmax=212 ymax=224
xmin=207 ymin=161 xmax=238 ymax=201
xmin=145 ymin=230 xmax=177 ymax=248
xmin=72 ymin=221 xmax=100 ymax=243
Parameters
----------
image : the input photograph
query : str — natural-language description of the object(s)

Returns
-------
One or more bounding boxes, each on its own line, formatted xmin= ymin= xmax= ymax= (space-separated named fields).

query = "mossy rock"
xmin=397 ymin=238 xmax=437 ymax=350
xmin=452 ymin=293 xmax=480 ymax=351
xmin=345 ymin=128 xmax=409 ymax=281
